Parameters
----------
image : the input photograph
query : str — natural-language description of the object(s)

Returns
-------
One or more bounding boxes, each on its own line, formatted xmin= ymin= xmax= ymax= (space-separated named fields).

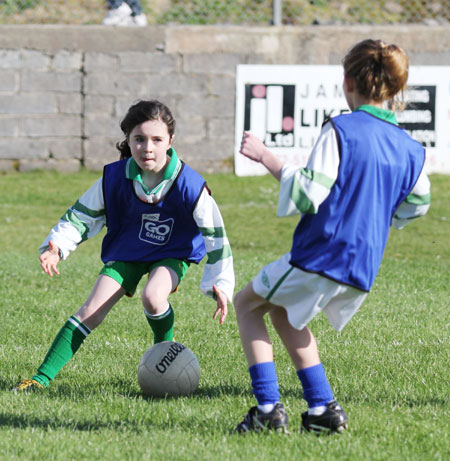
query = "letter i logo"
xmin=244 ymin=84 xmax=295 ymax=147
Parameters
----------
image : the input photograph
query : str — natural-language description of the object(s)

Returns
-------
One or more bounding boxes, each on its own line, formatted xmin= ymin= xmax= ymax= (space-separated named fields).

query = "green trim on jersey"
xmin=72 ymin=199 xmax=105 ymax=218
xmin=199 ymin=226 xmax=227 ymax=238
xmin=405 ymin=192 xmax=431 ymax=205
xmin=60 ymin=198 xmax=105 ymax=241
xmin=289 ymin=168 xmax=335 ymax=215
xmin=206 ymin=244 xmax=232 ymax=265
xmin=300 ymin=167 xmax=335 ymax=189
xmin=355 ymin=105 xmax=398 ymax=125
xmin=291 ymin=174 xmax=316 ymax=214
xmin=61 ymin=209 xmax=90 ymax=241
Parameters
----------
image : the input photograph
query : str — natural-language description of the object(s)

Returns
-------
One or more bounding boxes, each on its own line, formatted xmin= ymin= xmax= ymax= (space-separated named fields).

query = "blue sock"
xmin=297 ymin=363 xmax=334 ymax=408
xmin=249 ymin=362 xmax=280 ymax=406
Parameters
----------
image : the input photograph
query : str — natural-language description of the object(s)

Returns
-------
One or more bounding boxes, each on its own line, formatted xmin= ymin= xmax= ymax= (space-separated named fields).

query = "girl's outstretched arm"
xmin=39 ymin=178 xmax=106 ymax=260
xmin=240 ymin=131 xmax=283 ymax=181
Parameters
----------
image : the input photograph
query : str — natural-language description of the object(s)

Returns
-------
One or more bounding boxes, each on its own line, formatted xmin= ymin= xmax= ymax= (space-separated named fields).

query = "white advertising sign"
xmin=234 ymin=65 xmax=450 ymax=176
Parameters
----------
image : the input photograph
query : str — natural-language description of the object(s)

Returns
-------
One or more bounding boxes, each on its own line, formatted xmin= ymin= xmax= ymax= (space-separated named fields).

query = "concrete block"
xmin=84 ymin=114 xmax=122 ymax=138
xmin=0 ymin=49 xmax=50 ymax=70
xmin=409 ymin=51 xmax=450 ymax=65
xmin=174 ymin=116 xmax=206 ymax=144
xmin=48 ymin=137 xmax=83 ymax=159
xmin=183 ymin=53 xmax=241 ymax=76
xmin=177 ymin=94 xmax=234 ymax=118
xmin=180 ymin=138 xmax=233 ymax=160
xmin=84 ymin=72 xmax=118 ymax=95
xmin=114 ymin=73 xmax=153 ymax=95
xmin=21 ymin=115 xmax=81 ymax=137
xmin=0 ymin=94 xmax=58 ymax=114
xmin=115 ymin=95 xmax=179 ymax=119
xmin=84 ymin=136 xmax=120 ymax=170
xmin=85 ymin=72 xmax=156 ymax=96
xmin=18 ymin=159 xmax=50 ymax=171
xmin=208 ymin=74 xmax=235 ymax=96
xmin=18 ymin=158 xmax=81 ymax=172
xmin=147 ymin=73 xmax=208 ymax=95
xmin=118 ymin=52 xmax=178 ymax=73
xmin=245 ymin=54 xmax=271 ymax=65
xmin=0 ymin=25 xmax=167 ymax=53
xmin=57 ymin=94 xmax=82 ymax=114
xmin=21 ymin=71 xmax=82 ymax=93
xmin=166 ymin=26 xmax=282 ymax=56
xmin=0 ymin=70 xmax=18 ymax=92
xmin=84 ymin=95 xmax=115 ymax=115
xmin=0 ymin=117 xmax=19 ymax=136
xmin=208 ymin=117 xmax=235 ymax=139
xmin=176 ymin=153 xmax=234 ymax=174
xmin=175 ymin=138 xmax=234 ymax=173
xmin=0 ymin=137 xmax=48 ymax=159
xmin=0 ymin=50 xmax=21 ymax=69
xmin=84 ymin=53 xmax=119 ymax=72
xmin=21 ymin=50 xmax=51 ymax=70
xmin=52 ymin=51 xmax=83 ymax=70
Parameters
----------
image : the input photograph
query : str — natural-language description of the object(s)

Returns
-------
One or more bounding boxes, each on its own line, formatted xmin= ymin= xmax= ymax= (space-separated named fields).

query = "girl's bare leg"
xmin=234 ymin=282 xmax=276 ymax=366
xmin=141 ymin=265 xmax=178 ymax=315
xmin=75 ymin=274 xmax=125 ymax=330
xmin=269 ymin=307 xmax=321 ymax=370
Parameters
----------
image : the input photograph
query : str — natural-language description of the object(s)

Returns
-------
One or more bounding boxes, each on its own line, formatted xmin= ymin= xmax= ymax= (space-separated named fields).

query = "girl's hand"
xmin=40 ymin=241 xmax=61 ymax=277
xmin=239 ymin=131 xmax=269 ymax=163
xmin=212 ymin=285 xmax=228 ymax=325
xmin=240 ymin=131 xmax=283 ymax=181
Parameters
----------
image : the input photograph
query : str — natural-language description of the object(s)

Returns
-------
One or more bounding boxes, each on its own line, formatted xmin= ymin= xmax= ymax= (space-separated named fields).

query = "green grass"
xmin=0 ymin=170 xmax=449 ymax=460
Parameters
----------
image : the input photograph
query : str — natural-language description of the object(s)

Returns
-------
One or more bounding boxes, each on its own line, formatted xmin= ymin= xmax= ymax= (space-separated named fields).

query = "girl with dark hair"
xmin=13 ymin=100 xmax=234 ymax=391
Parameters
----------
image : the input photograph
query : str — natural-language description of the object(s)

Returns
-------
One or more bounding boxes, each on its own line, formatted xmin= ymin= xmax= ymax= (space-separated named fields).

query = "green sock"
xmin=32 ymin=316 xmax=90 ymax=387
xmin=145 ymin=304 xmax=175 ymax=344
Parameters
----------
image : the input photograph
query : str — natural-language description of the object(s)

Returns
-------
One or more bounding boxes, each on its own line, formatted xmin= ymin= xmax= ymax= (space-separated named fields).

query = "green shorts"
xmin=100 ymin=258 xmax=190 ymax=297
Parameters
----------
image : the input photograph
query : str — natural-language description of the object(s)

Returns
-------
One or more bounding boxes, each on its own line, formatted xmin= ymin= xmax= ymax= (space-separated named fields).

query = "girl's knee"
xmin=234 ymin=283 xmax=258 ymax=311
xmin=142 ymin=292 xmax=169 ymax=315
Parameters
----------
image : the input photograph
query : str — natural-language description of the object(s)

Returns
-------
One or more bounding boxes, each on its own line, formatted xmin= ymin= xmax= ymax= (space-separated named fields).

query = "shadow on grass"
xmin=0 ymin=412 xmax=145 ymax=432
xmin=0 ymin=410 xmax=240 ymax=434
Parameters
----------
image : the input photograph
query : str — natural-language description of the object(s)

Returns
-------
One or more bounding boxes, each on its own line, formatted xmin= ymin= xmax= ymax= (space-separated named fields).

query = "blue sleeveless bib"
xmin=290 ymin=111 xmax=425 ymax=291
xmin=101 ymin=159 xmax=206 ymax=264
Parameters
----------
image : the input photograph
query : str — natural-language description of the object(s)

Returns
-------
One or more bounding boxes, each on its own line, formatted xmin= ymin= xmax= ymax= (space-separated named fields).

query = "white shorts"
xmin=252 ymin=253 xmax=367 ymax=331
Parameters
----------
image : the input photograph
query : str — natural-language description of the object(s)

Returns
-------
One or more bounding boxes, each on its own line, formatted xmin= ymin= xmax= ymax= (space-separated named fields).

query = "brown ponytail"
xmin=343 ymin=39 xmax=409 ymax=108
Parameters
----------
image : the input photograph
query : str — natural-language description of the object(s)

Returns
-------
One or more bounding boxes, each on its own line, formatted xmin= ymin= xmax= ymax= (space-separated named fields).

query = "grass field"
xmin=0 ymin=170 xmax=448 ymax=460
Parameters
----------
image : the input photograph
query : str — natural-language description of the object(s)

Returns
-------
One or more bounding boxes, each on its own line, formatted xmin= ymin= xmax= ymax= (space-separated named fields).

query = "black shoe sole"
xmin=301 ymin=421 xmax=348 ymax=435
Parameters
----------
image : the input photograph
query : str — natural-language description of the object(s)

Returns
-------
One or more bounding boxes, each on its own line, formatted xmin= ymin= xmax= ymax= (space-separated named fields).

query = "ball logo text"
xmin=155 ymin=343 xmax=186 ymax=374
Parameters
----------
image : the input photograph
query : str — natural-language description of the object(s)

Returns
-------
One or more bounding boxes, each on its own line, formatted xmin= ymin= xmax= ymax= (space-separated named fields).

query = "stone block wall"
xmin=0 ymin=24 xmax=449 ymax=173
